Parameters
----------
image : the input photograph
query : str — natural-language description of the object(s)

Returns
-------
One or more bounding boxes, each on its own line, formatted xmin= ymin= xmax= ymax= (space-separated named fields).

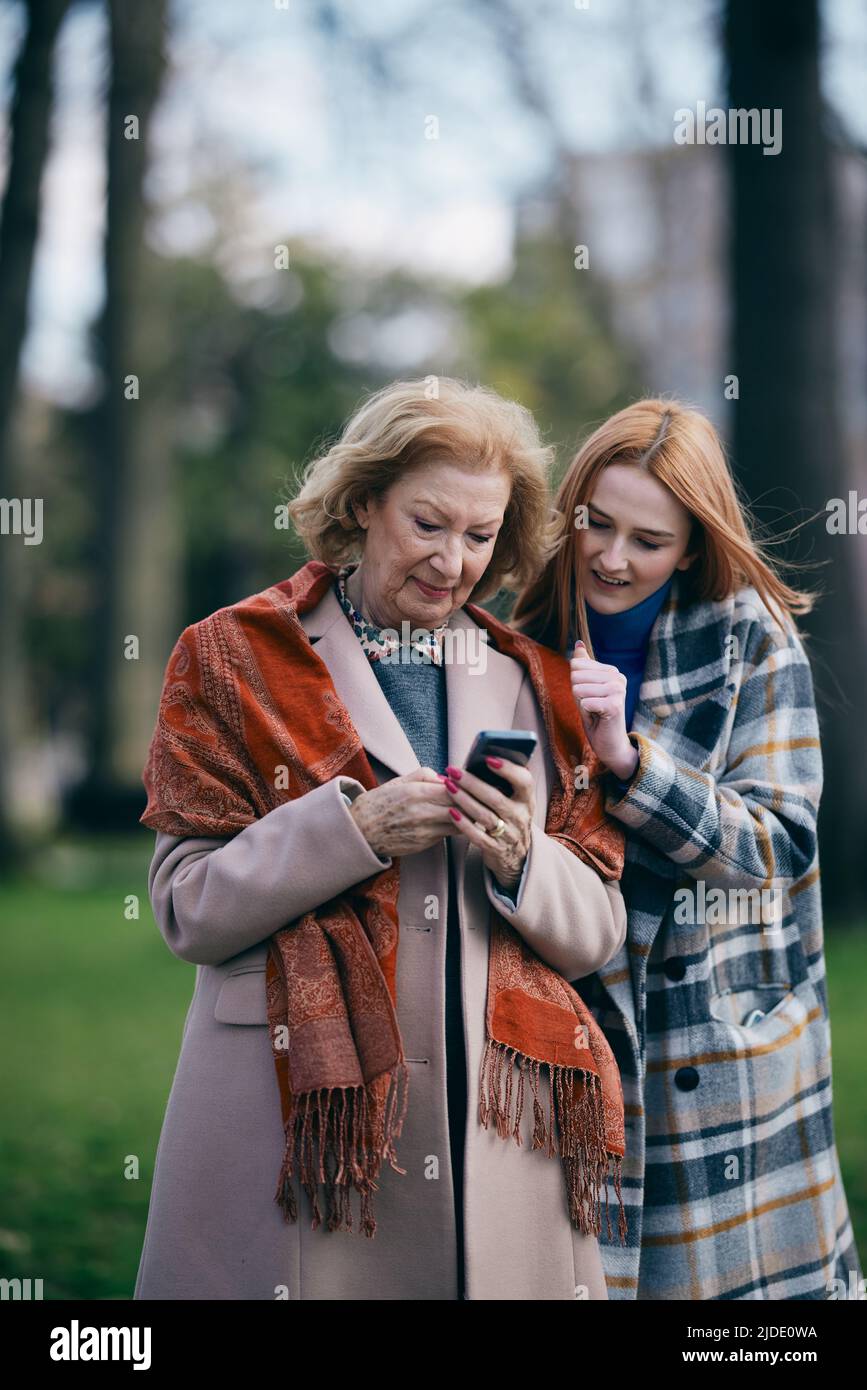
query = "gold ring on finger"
xmin=488 ymin=816 xmax=507 ymax=839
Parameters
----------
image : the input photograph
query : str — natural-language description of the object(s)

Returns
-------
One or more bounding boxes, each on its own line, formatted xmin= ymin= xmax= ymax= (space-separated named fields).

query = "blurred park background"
xmin=0 ymin=0 xmax=865 ymax=1298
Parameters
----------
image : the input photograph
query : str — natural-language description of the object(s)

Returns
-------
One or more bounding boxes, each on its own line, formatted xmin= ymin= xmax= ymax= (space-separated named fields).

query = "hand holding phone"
xmin=444 ymin=729 xmax=536 ymax=890
xmin=463 ymin=729 xmax=537 ymax=798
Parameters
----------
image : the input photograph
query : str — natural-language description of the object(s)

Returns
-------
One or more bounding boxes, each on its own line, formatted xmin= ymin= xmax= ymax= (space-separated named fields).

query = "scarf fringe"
xmin=272 ymin=1043 xmax=628 ymax=1245
xmin=274 ymin=1061 xmax=410 ymax=1238
xmin=479 ymin=1036 xmax=628 ymax=1243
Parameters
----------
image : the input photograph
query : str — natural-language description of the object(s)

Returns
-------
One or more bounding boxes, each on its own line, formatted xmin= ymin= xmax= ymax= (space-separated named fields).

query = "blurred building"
xmin=518 ymin=143 xmax=867 ymax=493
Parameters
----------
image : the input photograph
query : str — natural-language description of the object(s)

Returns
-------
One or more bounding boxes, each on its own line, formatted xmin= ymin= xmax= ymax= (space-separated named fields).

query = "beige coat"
xmin=133 ymin=584 xmax=627 ymax=1300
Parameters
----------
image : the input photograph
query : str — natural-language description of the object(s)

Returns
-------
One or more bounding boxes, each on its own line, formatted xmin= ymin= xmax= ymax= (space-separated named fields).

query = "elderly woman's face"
xmin=352 ymin=461 xmax=512 ymax=628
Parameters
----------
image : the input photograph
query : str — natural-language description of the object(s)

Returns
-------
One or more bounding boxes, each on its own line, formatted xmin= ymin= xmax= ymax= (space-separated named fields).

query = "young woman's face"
xmin=577 ymin=463 xmax=696 ymax=612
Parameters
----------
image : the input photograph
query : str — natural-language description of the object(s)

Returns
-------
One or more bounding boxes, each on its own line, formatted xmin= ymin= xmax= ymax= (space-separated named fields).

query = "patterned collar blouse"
xmin=334 ymin=564 xmax=449 ymax=666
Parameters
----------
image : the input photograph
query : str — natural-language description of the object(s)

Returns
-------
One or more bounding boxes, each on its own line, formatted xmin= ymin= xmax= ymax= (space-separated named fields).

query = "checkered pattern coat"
xmin=575 ymin=571 xmax=864 ymax=1300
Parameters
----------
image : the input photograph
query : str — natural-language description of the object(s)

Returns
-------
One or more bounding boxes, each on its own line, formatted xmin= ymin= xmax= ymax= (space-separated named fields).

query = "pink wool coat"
xmin=133 ymin=584 xmax=627 ymax=1300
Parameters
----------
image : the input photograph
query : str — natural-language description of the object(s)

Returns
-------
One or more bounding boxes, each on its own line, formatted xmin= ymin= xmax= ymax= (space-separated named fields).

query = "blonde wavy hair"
xmin=510 ymin=397 xmax=820 ymax=654
xmin=286 ymin=377 xmax=562 ymax=603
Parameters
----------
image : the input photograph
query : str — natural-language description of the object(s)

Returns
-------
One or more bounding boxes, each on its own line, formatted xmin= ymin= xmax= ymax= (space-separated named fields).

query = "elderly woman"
xmin=133 ymin=377 xmax=628 ymax=1302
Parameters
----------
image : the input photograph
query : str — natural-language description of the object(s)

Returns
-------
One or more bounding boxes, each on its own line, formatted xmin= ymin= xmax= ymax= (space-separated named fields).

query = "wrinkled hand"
xmin=569 ymin=639 xmax=638 ymax=781
xmin=440 ymin=757 xmax=533 ymax=892
xmin=348 ymin=766 xmax=456 ymax=858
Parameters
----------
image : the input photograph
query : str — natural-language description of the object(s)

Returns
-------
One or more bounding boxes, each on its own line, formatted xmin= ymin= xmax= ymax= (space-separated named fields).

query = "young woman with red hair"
xmin=511 ymin=399 xmax=863 ymax=1301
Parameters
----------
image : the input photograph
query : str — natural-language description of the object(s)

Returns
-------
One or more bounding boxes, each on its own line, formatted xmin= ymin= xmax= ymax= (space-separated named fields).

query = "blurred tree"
xmin=458 ymin=226 xmax=637 ymax=465
xmin=456 ymin=222 xmax=639 ymax=617
xmin=20 ymin=244 xmax=370 ymax=804
xmin=31 ymin=216 xmax=632 ymax=825
xmin=69 ymin=0 xmax=172 ymax=828
xmin=166 ymin=249 xmax=379 ymax=625
xmin=726 ymin=0 xmax=867 ymax=913
xmin=0 ymin=0 xmax=70 ymax=871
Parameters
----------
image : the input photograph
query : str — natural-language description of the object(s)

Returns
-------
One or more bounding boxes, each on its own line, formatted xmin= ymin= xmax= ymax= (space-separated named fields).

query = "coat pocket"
xmin=214 ymin=965 xmax=268 ymax=1025
xmin=708 ymin=982 xmax=794 ymax=1030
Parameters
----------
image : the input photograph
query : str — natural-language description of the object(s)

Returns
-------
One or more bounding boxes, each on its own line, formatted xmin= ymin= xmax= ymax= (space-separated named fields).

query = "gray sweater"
xmin=369 ymin=655 xmax=466 ymax=1293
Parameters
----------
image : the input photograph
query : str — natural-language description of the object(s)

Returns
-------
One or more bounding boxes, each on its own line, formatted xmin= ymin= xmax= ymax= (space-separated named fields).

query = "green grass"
xmin=0 ymin=836 xmax=194 ymax=1300
xmin=1 ymin=835 xmax=864 ymax=1299
xmin=823 ymin=930 xmax=867 ymax=1257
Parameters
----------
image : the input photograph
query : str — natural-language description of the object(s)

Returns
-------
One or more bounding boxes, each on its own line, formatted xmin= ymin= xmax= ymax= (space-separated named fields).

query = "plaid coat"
xmin=573 ymin=571 xmax=864 ymax=1300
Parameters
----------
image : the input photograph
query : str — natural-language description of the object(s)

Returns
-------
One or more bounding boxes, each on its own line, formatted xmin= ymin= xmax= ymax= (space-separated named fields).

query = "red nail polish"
xmin=449 ymin=807 xmax=461 ymax=821
xmin=445 ymin=765 xmax=462 ymax=779
xmin=485 ymin=756 xmax=503 ymax=768
xmin=444 ymin=779 xmax=459 ymax=793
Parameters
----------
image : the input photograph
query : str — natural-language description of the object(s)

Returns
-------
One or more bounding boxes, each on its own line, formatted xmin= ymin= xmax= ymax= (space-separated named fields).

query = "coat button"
xmin=664 ymin=955 xmax=686 ymax=981
xmin=674 ymin=1066 xmax=699 ymax=1091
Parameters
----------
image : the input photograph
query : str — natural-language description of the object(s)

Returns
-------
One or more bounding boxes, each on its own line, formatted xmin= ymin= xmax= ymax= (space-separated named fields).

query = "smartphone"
xmin=740 ymin=1008 xmax=766 ymax=1027
xmin=463 ymin=729 xmax=538 ymax=798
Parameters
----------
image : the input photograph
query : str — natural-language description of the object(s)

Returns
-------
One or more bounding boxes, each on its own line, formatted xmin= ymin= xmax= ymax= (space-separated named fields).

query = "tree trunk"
xmin=726 ymin=0 xmax=867 ymax=916
xmin=70 ymin=0 xmax=177 ymax=829
xmin=0 ymin=0 xmax=70 ymax=872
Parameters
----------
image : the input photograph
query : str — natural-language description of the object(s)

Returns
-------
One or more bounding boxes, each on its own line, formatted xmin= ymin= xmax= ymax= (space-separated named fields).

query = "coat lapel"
xmin=441 ymin=606 xmax=524 ymax=770
xmin=299 ymin=584 xmax=418 ymax=776
xmin=595 ymin=573 xmax=736 ymax=1040
xmin=299 ymin=585 xmax=524 ymax=799
xmin=633 ymin=571 xmax=733 ymax=715
xmin=441 ymin=606 xmax=525 ymax=877
xmin=592 ymin=573 xmax=684 ymax=1040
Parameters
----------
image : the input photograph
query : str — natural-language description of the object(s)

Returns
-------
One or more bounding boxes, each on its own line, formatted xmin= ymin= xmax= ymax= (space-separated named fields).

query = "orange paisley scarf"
xmin=140 ymin=560 xmax=628 ymax=1243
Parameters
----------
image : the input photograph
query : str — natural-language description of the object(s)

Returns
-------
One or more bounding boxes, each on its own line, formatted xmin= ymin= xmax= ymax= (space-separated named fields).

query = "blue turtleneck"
xmin=573 ymin=573 xmax=674 ymax=732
